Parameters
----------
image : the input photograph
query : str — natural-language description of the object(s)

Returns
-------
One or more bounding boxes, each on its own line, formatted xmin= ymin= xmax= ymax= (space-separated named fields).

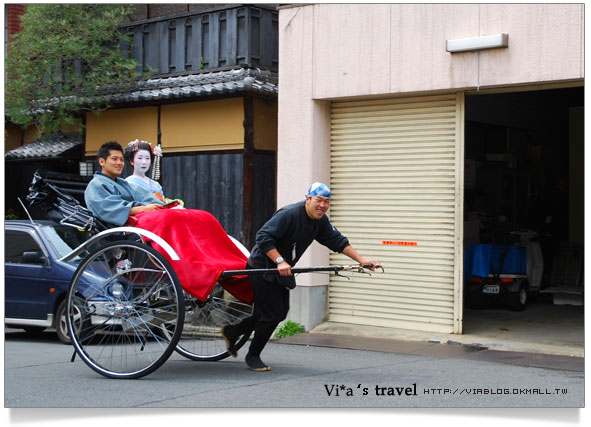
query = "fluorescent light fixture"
xmin=446 ymin=33 xmax=508 ymax=53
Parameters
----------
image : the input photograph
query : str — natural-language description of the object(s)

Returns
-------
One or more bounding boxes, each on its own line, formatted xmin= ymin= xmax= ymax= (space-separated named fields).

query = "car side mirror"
xmin=22 ymin=251 xmax=47 ymax=265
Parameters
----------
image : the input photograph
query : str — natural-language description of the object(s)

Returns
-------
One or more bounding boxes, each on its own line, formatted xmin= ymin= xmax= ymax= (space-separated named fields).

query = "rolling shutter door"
xmin=329 ymin=94 xmax=464 ymax=333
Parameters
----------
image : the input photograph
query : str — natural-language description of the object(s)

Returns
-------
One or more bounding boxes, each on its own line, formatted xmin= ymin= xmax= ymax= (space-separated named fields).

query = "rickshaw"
xmin=25 ymin=172 xmax=378 ymax=379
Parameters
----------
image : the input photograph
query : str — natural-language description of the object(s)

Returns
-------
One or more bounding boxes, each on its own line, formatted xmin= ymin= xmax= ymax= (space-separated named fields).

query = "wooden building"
xmin=6 ymin=4 xmax=279 ymax=249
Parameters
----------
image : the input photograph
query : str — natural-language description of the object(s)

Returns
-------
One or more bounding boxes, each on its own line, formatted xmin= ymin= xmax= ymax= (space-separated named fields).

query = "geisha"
xmin=84 ymin=141 xmax=252 ymax=303
xmin=124 ymin=139 xmax=165 ymax=202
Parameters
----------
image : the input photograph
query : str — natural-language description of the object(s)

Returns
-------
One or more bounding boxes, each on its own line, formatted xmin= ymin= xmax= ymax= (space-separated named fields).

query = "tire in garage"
xmin=507 ymin=280 xmax=528 ymax=311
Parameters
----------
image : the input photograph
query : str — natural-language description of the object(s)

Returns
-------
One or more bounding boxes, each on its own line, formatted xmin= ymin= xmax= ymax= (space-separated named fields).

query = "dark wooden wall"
xmin=153 ymin=151 xmax=275 ymax=250
xmin=252 ymin=152 xmax=277 ymax=242
xmin=123 ymin=5 xmax=279 ymax=76
xmin=161 ymin=152 xmax=243 ymax=239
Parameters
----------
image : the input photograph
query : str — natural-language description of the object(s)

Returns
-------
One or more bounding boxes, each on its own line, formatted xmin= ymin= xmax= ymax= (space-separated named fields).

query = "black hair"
xmin=124 ymin=141 xmax=154 ymax=164
xmin=97 ymin=141 xmax=124 ymax=160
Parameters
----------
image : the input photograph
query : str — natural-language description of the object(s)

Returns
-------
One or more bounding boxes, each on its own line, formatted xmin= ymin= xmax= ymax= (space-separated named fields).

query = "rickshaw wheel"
xmin=67 ymin=240 xmax=185 ymax=379
xmin=169 ymin=285 xmax=253 ymax=361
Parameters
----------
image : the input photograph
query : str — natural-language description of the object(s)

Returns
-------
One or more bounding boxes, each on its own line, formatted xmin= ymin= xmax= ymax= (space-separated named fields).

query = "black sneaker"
xmin=245 ymin=354 xmax=271 ymax=372
xmin=221 ymin=326 xmax=238 ymax=357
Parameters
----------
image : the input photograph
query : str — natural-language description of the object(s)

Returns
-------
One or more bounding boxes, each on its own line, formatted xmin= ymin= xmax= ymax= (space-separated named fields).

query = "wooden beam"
xmin=242 ymin=95 xmax=255 ymax=249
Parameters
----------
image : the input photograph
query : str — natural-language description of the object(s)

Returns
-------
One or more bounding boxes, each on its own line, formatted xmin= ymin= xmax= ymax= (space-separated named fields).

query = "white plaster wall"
xmin=277 ymin=3 xmax=584 ymax=287
xmin=476 ymin=4 xmax=584 ymax=87
xmin=388 ymin=3 xmax=481 ymax=93
xmin=278 ymin=6 xmax=332 ymax=286
xmin=313 ymin=4 xmax=392 ymax=97
xmin=309 ymin=3 xmax=583 ymax=97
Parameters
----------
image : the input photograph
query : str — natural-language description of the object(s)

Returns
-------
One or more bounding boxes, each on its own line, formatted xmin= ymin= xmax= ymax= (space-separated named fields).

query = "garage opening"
xmin=463 ymin=86 xmax=584 ymax=348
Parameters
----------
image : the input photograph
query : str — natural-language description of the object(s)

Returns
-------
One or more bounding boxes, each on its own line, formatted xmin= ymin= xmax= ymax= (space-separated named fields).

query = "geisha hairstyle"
xmin=124 ymin=139 xmax=154 ymax=164
xmin=125 ymin=139 xmax=163 ymax=180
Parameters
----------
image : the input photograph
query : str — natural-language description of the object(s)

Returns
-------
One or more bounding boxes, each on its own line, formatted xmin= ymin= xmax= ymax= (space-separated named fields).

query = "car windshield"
xmin=40 ymin=225 xmax=92 ymax=260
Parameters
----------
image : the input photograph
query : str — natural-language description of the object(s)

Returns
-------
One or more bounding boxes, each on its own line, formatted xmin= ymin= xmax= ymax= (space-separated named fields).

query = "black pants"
xmin=225 ymin=271 xmax=290 ymax=358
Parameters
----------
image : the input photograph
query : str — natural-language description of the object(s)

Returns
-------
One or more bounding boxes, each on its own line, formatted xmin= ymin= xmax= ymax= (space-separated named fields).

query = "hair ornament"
xmin=127 ymin=139 xmax=163 ymax=180
xmin=127 ymin=139 xmax=162 ymax=158
xmin=152 ymin=144 xmax=162 ymax=180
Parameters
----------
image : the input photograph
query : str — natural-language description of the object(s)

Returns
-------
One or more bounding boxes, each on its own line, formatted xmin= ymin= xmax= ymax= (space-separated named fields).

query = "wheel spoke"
xmin=171 ymin=286 xmax=253 ymax=361
xmin=67 ymin=240 xmax=184 ymax=379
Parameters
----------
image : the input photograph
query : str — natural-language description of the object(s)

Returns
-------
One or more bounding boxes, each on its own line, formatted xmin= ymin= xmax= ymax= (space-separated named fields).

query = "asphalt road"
xmin=3 ymin=329 xmax=584 ymax=410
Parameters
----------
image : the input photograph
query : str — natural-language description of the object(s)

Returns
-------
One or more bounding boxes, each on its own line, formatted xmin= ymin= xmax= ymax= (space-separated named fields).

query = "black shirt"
xmin=248 ymin=201 xmax=350 ymax=288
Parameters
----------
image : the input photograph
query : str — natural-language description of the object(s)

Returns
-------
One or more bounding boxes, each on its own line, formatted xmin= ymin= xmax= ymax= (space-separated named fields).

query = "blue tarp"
xmin=464 ymin=244 xmax=527 ymax=279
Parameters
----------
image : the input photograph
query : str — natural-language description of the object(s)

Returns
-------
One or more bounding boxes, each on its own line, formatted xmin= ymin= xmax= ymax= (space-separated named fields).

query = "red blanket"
xmin=134 ymin=209 xmax=253 ymax=304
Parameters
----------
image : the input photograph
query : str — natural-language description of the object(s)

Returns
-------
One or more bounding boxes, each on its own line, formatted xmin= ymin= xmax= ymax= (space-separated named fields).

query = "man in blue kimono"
xmin=85 ymin=141 xmax=164 ymax=227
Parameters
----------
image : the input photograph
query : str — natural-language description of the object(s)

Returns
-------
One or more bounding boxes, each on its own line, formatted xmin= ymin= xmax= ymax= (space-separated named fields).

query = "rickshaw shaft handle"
xmin=220 ymin=265 xmax=349 ymax=278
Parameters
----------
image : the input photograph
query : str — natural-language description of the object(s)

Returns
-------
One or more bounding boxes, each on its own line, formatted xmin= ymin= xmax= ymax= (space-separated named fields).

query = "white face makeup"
xmin=132 ymin=149 xmax=152 ymax=177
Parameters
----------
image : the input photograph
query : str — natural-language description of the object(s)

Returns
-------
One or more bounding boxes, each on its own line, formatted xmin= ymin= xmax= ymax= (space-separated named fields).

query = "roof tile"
xmin=5 ymin=132 xmax=83 ymax=161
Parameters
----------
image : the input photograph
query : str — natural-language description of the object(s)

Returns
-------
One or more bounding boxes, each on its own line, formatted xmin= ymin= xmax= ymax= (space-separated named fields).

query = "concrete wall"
xmin=303 ymin=3 xmax=583 ymax=99
xmin=277 ymin=3 xmax=584 ymax=329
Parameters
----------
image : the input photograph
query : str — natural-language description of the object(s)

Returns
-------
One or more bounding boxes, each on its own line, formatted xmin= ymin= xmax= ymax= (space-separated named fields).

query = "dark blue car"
xmin=4 ymin=220 xmax=96 ymax=343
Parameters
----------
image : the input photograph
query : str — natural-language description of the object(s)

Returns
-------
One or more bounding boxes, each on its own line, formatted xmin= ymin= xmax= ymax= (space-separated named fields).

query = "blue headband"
xmin=305 ymin=182 xmax=331 ymax=199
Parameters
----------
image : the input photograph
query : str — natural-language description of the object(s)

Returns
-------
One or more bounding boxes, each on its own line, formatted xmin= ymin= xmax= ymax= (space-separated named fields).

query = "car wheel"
xmin=508 ymin=281 xmax=528 ymax=311
xmin=56 ymin=299 xmax=87 ymax=344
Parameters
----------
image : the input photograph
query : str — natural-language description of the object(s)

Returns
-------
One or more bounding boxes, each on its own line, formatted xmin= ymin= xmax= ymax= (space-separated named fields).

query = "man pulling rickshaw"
xmin=23 ymin=140 xmax=381 ymax=378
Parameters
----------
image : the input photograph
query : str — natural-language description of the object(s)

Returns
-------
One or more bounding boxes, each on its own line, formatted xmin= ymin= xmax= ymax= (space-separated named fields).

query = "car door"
xmin=4 ymin=228 xmax=53 ymax=320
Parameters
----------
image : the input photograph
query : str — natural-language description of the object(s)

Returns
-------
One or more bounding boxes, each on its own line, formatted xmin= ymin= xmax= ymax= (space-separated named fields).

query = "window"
xmin=40 ymin=225 xmax=91 ymax=260
xmin=4 ymin=231 xmax=44 ymax=264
